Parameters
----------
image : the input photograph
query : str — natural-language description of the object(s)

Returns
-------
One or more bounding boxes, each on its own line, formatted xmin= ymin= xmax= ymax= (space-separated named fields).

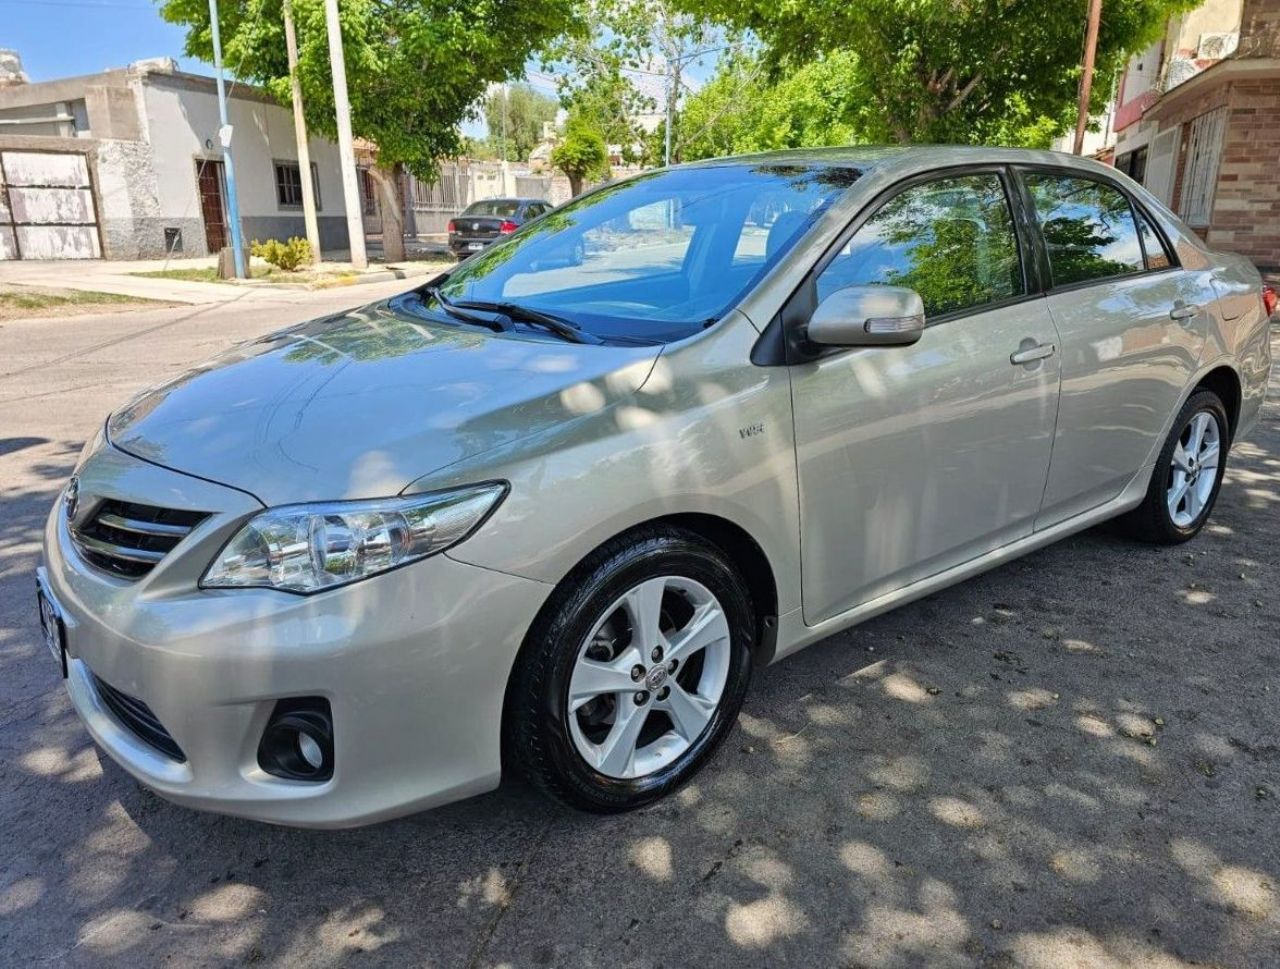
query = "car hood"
xmin=107 ymin=300 xmax=661 ymax=505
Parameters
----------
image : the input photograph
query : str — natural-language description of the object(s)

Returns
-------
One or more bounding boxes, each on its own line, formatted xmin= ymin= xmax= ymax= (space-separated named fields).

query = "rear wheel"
xmin=505 ymin=526 xmax=754 ymax=812
xmin=1121 ymin=389 xmax=1229 ymax=544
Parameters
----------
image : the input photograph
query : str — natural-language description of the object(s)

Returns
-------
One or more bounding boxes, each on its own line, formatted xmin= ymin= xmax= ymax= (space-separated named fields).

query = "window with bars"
xmin=1178 ymin=107 xmax=1226 ymax=228
xmin=274 ymin=161 xmax=321 ymax=210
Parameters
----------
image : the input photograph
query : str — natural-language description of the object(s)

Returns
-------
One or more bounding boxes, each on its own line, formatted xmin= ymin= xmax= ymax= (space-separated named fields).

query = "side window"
xmin=1025 ymin=174 xmax=1145 ymax=286
xmin=815 ymin=174 xmax=1023 ymax=318
xmin=1134 ymin=206 xmax=1172 ymax=270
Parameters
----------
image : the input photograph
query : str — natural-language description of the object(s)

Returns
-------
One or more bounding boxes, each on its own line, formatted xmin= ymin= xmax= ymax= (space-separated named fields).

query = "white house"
xmin=0 ymin=54 xmax=350 ymax=260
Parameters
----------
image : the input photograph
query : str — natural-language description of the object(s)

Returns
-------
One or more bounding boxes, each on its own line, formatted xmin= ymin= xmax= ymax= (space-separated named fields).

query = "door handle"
xmin=1169 ymin=302 xmax=1199 ymax=321
xmin=1010 ymin=342 xmax=1056 ymax=366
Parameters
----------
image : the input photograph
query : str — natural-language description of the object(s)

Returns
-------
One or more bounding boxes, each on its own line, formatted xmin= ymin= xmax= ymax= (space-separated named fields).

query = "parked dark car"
xmin=448 ymin=197 xmax=552 ymax=259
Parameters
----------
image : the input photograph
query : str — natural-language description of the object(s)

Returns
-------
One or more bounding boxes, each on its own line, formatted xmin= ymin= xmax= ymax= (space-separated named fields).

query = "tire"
xmin=505 ymin=525 xmax=755 ymax=813
xmin=1121 ymin=389 xmax=1229 ymax=544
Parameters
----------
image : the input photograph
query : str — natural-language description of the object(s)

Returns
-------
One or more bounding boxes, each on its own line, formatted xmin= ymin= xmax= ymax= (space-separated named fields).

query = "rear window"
xmin=464 ymin=199 xmax=523 ymax=218
xmin=1025 ymin=174 xmax=1145 ymax=286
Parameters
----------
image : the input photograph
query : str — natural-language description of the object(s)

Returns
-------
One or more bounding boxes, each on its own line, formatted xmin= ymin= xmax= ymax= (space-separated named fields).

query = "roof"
xmin=683 ymin=144 xmax=1120 ymax=178
xmin=0 ymin=59 xmax=278 ymax=111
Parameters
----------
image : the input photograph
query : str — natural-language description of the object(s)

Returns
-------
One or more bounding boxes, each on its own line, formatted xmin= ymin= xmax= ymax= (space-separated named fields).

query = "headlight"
xmin=201 ymin=483 xmax=507 ymax=594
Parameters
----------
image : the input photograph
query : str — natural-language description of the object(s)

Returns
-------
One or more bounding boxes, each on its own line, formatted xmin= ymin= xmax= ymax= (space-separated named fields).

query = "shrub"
xmin=250 ymin=236 xmax=313 ymax=272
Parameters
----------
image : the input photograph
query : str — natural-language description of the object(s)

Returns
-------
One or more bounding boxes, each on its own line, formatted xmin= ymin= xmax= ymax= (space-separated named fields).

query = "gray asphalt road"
xmin=1 ymin=293 xmax=1277 ymax=969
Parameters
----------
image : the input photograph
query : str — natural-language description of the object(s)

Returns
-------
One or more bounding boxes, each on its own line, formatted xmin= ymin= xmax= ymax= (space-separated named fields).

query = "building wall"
xmin=1152 ymin=76 xmax=1279 ymax=269
xmin=1167 ymin=0 xmax=1244 ymax=56
xmin=1203 ymin=80 xmax=1280 ymax=266
xmin=139 ymin=78 xmax=350 ymax=256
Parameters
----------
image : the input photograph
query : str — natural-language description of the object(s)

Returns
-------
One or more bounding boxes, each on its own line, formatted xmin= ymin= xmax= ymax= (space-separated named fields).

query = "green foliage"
xmin=251 ymin=236 xmax=313 ymax=271
xmin=680 ymin=51 xmax=866 ymax=160
xmin=158 ymin=0 xmax=575 ymax=179
xmin=565 ymin=70 xmax=650 ymax=164
xmin=550 ymin=115 xmax=610 ymax=194
xmin=543 ymin=0 xmax=736 ymax=163
xmin=482 ymin=83 xmax=559 ymax=162
xmin=677 ymin=0 xmax=1198 ymax=147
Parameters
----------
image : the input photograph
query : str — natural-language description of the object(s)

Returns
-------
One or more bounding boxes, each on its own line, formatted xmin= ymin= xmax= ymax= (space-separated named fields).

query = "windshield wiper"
xmin=453 ymin=299 xmax=603 ymax=345
xmin=415 ymin=285 xmax=508 ymax=332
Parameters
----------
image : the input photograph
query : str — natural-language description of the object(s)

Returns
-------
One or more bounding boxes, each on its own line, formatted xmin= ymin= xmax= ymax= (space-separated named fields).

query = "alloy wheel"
xmin=1167 ymin=410 xmax=1221 ymax=528
xmin=567 ymin=575 xmax=730 ymax=779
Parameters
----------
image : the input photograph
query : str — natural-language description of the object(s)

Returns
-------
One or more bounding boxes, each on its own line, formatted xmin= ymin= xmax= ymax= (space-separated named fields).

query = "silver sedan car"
xmin=38 ymin=147 xmax=1274 ymax=826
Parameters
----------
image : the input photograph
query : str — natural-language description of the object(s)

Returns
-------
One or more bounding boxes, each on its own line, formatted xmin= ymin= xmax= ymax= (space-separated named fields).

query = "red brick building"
xmin=1109 ymin=0 xmax=1280 ymax=269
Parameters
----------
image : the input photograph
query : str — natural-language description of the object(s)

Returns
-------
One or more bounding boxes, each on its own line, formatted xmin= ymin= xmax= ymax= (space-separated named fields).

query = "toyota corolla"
xmin=38 ymin=147 xmax=1274 ymax=826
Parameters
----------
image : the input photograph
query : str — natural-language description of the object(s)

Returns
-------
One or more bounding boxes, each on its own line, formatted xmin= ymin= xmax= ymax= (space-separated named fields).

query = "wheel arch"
xmin=1193 ymin=364 xmax=1243 ymax=440
xmin=654 ymin=512 xmax=780 ymax=666
xmin=498 ymin=512 xmax=781 ymax=783
xmin=502 ymin=512 xmax=780 ymax=704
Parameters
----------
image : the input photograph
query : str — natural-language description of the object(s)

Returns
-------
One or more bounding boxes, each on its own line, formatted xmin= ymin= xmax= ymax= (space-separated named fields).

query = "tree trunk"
xmin=568 ymin=173 xmax=584 ymax=197
xmin=368 ymin=164 xmax=406 ymax=262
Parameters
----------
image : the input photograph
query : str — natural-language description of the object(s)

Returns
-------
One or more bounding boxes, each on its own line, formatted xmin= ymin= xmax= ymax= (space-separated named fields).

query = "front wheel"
xmin=1121 ymin=389 xmax=1229 ymax=544
xmin=505 ymin=527 xmax=754 ymax=812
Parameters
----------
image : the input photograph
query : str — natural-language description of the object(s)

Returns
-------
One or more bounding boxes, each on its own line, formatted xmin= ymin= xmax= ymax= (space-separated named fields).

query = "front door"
xmin=196 ymin=159 xmax=227 ymax=254
xmin=791 ymin=171 xmax=1061 ymax=625
xmin=1018 ymin=170 xmax=1209 ymax=528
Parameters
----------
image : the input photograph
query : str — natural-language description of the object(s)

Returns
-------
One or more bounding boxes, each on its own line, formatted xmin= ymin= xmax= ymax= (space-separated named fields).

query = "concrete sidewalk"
xmin=0 ymin=252 xmax=450 ymax=305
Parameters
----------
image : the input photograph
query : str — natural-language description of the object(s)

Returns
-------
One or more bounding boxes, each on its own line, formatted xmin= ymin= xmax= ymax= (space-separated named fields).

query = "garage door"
xmin=0 ymin=150 xmax=102 ymax=260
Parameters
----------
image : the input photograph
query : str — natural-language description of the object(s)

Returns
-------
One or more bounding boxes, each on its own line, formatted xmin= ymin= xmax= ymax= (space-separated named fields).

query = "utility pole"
xmin=323 ymin=0 xmax=367 ymax=268
xmin=207 ymin=0 xmax=247 ymax=278
xmin=283 ymin=0 xmax=321 ymax=262
xmin=663 ymin=59 xmax=673 ymax=167
xmin=1073 ymin=0 xmax=1104 ymax=155
xmin=501 ymin=82 xmax=509 ymax=162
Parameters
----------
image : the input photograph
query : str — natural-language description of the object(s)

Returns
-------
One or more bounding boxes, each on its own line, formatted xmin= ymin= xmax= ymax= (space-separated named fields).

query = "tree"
xmin=550 ymin=115 xmax=610 ymax=195
xmin=482 ymin=83 xmax=559 ymax=162
xmin=680 ymin=50 xmax=866 ymax=160
xmin=159 ymin=0 xmax=575 ymax=259
xmin=543 ymin=0 xmax=736 ymax=164
xmin=678 ymin=0 xmax=1198 ymax=146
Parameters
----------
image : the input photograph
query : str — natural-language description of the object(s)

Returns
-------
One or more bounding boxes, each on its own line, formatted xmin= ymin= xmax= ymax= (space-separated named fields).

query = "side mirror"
xmin=806 ymin=285 xmax=926 ymax=348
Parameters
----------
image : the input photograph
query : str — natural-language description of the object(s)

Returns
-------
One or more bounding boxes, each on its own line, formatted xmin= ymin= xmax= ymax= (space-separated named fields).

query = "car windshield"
xmin=464 ymin=199 xmax=523 ymax=218
xmin=433 ymin=164 xmax=861 ymax=344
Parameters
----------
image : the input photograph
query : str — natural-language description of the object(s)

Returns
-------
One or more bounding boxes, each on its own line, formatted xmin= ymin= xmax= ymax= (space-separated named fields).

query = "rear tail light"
xmin=499 ymin=220 xmax=519 ymax=234
xmin=447 ymin=220 xmax=456 ymax=233
xmin=1264 ymin=284 xmax=1277 ymax=317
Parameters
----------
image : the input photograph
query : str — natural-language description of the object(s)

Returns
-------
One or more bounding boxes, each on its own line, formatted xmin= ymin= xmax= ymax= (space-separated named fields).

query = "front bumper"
xmin=42 ymin=444 xmax=551 ymax=827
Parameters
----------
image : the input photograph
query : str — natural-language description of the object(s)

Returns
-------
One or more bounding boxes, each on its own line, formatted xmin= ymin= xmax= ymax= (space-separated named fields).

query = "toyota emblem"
xmin=63 ymin=476 xmax=79 ymax=521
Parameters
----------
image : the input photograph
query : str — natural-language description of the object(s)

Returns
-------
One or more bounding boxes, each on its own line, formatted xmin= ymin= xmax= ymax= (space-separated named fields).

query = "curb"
xmin=223 ymin=264 xmax=448 ymax=291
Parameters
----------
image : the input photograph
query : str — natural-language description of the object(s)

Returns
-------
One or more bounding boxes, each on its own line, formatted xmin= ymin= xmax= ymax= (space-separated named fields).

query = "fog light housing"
xmin=258 ymin=698 xmax=333 ymax=782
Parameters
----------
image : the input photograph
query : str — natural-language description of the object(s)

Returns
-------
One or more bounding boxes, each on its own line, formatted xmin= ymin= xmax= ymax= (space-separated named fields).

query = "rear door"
xmin=1018 ymin=168 xmax=1210 ymax=528
xmin=789 ymin=169 xmax=1062 ymax=624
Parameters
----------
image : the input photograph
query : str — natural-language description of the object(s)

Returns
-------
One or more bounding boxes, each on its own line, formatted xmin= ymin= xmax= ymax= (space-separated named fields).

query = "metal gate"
xmin=0 ymin=149 xmax=102 ymax=260
xmin=1179 ymin=107 xmax=1227 ymax=228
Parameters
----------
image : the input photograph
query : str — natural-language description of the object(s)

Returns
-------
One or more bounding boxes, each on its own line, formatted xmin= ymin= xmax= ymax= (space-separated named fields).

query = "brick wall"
xmin=1207 ymin=80 xmax=1280 ymax=268
xmin=1158 ymin=76 xmax=1280 ymax=270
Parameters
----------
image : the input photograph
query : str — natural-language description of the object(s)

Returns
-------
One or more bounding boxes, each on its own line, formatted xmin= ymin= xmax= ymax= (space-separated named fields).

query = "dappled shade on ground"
xmin=0 ymin=305 xmax=1277 ymax=968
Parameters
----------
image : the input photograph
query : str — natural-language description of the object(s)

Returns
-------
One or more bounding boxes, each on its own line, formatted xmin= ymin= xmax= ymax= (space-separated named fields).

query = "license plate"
xmin=36 ymin=576 xmax=68 ymax=678
xmin=467 ymin=242 xmax=485 ymax=251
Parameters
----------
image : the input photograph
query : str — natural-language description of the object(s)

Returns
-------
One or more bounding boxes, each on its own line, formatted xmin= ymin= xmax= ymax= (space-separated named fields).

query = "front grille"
xmin=90 ymin=672 xmax=187 ymax=762
xmin=71 ymin=499 xmax=206 ymax=579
